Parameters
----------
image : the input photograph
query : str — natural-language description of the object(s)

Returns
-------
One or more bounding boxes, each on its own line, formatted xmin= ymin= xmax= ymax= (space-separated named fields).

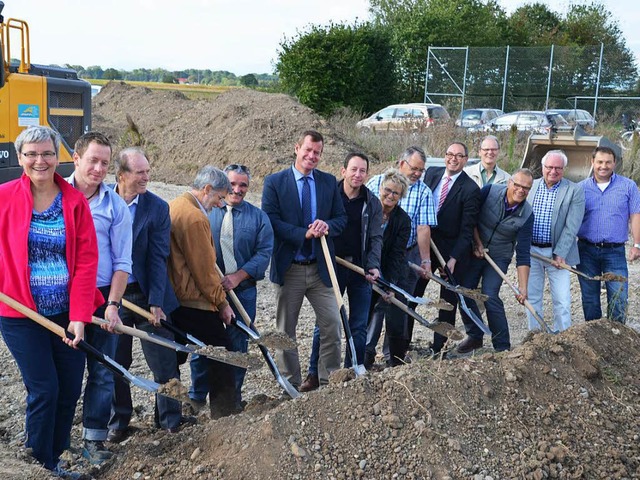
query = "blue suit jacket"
xmin=128 ymin=189 xmax=180 ymax=313
xmin=262 ymin=167 xmax=347 ymax=286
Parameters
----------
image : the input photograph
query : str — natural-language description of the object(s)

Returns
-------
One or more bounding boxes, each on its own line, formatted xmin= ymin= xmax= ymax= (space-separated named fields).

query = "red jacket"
xmin=0 ymin=173 xmax=104 ymax=321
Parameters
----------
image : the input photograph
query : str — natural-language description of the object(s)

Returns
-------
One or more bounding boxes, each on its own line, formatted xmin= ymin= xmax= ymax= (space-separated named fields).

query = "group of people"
xmin=0 ymin=126 xmax=638 ymax=478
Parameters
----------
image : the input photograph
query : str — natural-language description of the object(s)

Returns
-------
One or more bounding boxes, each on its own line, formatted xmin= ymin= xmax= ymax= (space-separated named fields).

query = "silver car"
xmin=356 ymin=103 xmax=450 ymax=132
xmin=469 ymin=110 xmax=569 ymax=134
xmin=546 ymin=109 xmax=596 ymax=130
xmin=455 ymin=108 xmax=504 ymax=128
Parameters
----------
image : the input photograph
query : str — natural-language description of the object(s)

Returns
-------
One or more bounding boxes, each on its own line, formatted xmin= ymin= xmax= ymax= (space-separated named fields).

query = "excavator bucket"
xmin=520 ymin=126 xmax=622 ymax=181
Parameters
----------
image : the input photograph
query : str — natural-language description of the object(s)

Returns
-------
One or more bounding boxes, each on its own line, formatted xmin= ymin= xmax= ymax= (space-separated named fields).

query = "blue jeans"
xmin=308 ymin=265 xmax=372 ymax=375
xmin=189 ymin=287 xmax=257 ymax=407
xmin=460 ymin=256 xmax=512 ymax=352
xmin=109 ymin=289 xmax=181 ymax=431
xmin=577 ymin=242 xmax=628 ymax=323
xmin=1 ymin=313 xmax=85 ymax=470
xmin=82 ymin=321 xmax=119 ymax=441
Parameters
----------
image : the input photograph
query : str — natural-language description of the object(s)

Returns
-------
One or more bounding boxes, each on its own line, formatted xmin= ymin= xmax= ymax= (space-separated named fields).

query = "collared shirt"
xmin=367 ymin=174 xmax=437 ymax=248
xmin=480 ymin=165 xmax=496 ymax=186
xmin=209 ymin=200 xmax=274 ymax=283
xmin=125 ymin=194 xmax=139 ymax=284
xmin=335 ymin=187 xmax=365 ymax=262
xmin=433 ymin=170 xmax=462 ymax=203
xmin=68 ymin=174 xmax=133 ymax=287
xmin=291 ymin=166 xmax=317 ymax=260
xmin=531 ymin=181 xmax=560 ymax=244
xmin=578 ymin=173 xmax=640 ymax=243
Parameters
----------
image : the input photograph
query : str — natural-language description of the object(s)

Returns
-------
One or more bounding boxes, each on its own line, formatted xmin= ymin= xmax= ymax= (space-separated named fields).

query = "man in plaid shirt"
xmin=365 ymin=146 xmax=437 ymax=365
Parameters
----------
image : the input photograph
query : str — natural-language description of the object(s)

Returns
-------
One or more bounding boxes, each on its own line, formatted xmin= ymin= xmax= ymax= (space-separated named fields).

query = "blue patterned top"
xmin=29 ymin=192 xmax=70 ymax=315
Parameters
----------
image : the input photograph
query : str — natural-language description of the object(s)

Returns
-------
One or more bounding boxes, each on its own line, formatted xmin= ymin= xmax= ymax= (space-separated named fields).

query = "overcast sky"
xmin=4 ymin=0 xmax=639 ymax=74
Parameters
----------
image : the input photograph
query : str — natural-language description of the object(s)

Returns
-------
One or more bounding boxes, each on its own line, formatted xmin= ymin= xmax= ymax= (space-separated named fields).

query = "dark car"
xmin=546 ymin=109 xmax=596 ymax=130
xmin=455 ymin=108 xmax=504 ymax=128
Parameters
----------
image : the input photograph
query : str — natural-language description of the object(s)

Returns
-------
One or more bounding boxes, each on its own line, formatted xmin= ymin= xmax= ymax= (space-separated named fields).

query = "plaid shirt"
xmin=531 ymin=181 xmax=560 ymax=244
xmin=367 ymin=175 xmax=437 ymax=248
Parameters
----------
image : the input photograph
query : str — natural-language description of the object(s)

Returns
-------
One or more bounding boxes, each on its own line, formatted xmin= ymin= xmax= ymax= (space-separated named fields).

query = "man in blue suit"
xmin=107 ymin=147 xmax=182 ymax=442
xmin=262 ymin=130 xmax=347 ymax=390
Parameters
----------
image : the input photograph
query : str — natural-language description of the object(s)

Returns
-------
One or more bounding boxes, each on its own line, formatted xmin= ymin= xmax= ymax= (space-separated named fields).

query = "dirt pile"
xmin=92 ymin=82 xmax=361 ymax=185
xmin=97 ymin=320 xmax=639 ymax=480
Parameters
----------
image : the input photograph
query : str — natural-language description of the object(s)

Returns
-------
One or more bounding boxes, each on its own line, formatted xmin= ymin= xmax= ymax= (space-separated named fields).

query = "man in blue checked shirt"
xmin=577 ymin=146 xmax=640 ymax=324
xmin=366 ymin=146 xmax=437 ymax=366
xmin=526 ymin=150 xmax=584 ymax=332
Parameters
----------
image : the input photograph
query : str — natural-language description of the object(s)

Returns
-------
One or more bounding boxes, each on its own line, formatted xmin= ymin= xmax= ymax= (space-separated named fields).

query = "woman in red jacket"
xmin=0 ymin=126 xmax=103 ymax=479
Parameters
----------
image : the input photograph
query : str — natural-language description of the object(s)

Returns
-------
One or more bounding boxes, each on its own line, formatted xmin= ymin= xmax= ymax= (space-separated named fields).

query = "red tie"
xmin=438 ymin=176 xmax=450 ymax=211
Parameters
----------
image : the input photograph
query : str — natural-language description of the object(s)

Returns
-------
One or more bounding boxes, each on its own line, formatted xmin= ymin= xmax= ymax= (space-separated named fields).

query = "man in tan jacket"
xmin=168 ymin=165 xmax=235 ymax=418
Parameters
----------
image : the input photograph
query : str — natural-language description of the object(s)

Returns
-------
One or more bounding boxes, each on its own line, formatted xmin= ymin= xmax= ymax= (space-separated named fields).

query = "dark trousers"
xmin=172 ymin=306 xmax=235 ymax=414
xmin=0 ymin=313 xmax=85 ymax=470
xmin=109 ymin=287 xmax=181 ymax=431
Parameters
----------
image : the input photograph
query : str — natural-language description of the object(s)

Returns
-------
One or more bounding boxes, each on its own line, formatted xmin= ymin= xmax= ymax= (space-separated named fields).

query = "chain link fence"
xmin=424 ymin=45 xmax=639 ymax=121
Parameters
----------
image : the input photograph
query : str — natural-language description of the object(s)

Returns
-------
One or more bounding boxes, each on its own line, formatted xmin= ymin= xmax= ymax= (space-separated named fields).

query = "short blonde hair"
xmin=380 ymin=168 xmax=410 ymax=198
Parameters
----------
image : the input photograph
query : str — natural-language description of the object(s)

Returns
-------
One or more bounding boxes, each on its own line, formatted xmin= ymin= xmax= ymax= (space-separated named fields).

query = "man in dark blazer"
xmin=107 ymin=147 xmax=182 ymax=441
xmin=415 ymin=142 xmax=480 ymax=354
xmin=262 ymin=130 xmax=347 ymax=390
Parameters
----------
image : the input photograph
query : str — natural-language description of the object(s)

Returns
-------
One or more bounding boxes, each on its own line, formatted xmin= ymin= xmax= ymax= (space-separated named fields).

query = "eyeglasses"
xmin=445 ymin=152 xmax=467 ymax=160
xmin=543 ymin=165 xmax=564 ymax=171
xmin=404 ymin=161 xmax=425 ymax=174
xmin=224 ymin=164 xmax=250 ymax=175
xmin=510 ymin=180 xmax=532 ymax=192
xmin=382 ymin=186 xmax=402 ymax=197
xmin=21 ymin=151 xmax=56 ymax=160
xmin=480 ymin=148 xmax=499 ymax=153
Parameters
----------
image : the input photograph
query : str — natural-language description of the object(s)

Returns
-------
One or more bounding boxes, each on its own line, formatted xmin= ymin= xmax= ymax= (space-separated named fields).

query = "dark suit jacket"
xmin=424 ymin=168 xmax=480 ymax=263
xmin=380 ymin=205 xmax=411 ymax=284
xmin=262 ymin=167 xmax=347 ymax=286
xmin=129 ymin=189 xmax=179 ymax=313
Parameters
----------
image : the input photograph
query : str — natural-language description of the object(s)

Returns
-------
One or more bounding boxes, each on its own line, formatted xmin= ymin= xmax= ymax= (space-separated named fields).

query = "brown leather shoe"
xmin=299 ymin=374 xmax=319 ymax=392
xmin=456 ymin=336 xmax=483 ymax=354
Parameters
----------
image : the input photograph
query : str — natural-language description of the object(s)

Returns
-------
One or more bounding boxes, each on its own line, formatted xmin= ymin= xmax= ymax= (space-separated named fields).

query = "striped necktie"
xmin=438 ymin=176 xmax=451 ymax=211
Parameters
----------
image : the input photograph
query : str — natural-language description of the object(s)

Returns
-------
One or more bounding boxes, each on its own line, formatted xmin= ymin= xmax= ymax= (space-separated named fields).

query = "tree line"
xmin=60 ymin=65 xmax=278 ymax=88
xmin=276 ymin=0 xmax=640 ymax=116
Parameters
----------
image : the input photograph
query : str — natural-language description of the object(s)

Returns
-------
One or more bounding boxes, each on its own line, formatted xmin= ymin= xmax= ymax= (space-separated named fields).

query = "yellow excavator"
xmin=0 ymin=1 xmax=91 ymax=182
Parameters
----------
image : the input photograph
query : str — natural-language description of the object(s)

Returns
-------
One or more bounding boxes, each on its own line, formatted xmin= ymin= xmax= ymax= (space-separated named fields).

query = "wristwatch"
xmin=106 ymin=300 xmax=122 ymax=309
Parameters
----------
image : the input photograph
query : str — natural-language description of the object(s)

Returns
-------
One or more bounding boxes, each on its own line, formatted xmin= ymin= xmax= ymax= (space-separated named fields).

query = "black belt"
xmin=125 ymin=282 xmax=142 ymax=294
xmin=292 ymin=259 xmax=317 ymax=265
xmin=579 ymin=239 xmax=625 ymax=248
xmin=532 ymin=242 xmax=552 ymax=248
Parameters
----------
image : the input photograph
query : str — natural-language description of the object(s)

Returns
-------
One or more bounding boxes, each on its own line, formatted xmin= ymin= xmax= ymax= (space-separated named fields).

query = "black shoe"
xmin=456 ymin=336 xmax=483 ymax=354
xmin=299 ymin=374 xmax=319 ymax=392
xmin=180 ymin=415 xmax=197 ymax=425
xmin=82 ymin=440 xmax=113 ymax=464
xmin=52 ymin=463 xmax=90 ymax=480
xmin=106 ymin=428 xmax=128 ymax=444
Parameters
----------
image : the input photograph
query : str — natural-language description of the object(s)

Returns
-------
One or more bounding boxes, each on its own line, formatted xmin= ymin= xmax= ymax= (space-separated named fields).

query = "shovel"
xmin=91 ymin=315 xmax=253 ymax=369
xmin=482 ymin=251 xmax=556 ymax=334
xmin=429 ymin=240 xmax=492 ymax=335
xmin=407 ymin=262 xmax=489 ymax=303
xmin=336 ymin=256 xmax=427 ymax=304
xmin=335 ymin=256 xmax=461 ymax=339
xmin=120 ymin=299 xmax=258 ymax=369
xmin=319 ymin=235 xmax=366 ymax=377
xmin=530 ymin=252 xmax=627 ymax=282
xmin=212 ymin=264 xmax=300 ymax=399
xmin=0 ymin=291 xmax=189 ymax=403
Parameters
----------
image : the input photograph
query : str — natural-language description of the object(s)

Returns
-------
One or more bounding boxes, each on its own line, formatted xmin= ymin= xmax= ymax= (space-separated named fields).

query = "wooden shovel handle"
xmin=121 ymin=298 xmax=156 ymax=322
xmin=319 ymin=235 xmax=345 ymax=309
xmin=214 ymin=264 xmax=252 ymax=327
xmin=530 ymin=251 xmax=592 ymax=280
xmin=0 ymin=291 xmax=66 ymax=338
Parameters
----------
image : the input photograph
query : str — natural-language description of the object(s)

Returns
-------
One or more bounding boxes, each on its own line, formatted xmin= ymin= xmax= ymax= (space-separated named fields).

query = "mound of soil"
xmin=94 ymin=321 xmax=639 ymax=480
xmin=92 ymin=82 xmax=361 ymax=185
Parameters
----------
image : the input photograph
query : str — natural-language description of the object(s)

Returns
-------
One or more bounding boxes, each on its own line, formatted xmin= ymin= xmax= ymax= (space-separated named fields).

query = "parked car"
xmin=546 ymin=109 xmax=596 ymax=130
xmin=469 ymin=110 xmax=569 ymax=134
xmin=455 ymin=108 xmax=504 ymax=128
xmin=356 ymin=103 xmax=451 ymax=132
